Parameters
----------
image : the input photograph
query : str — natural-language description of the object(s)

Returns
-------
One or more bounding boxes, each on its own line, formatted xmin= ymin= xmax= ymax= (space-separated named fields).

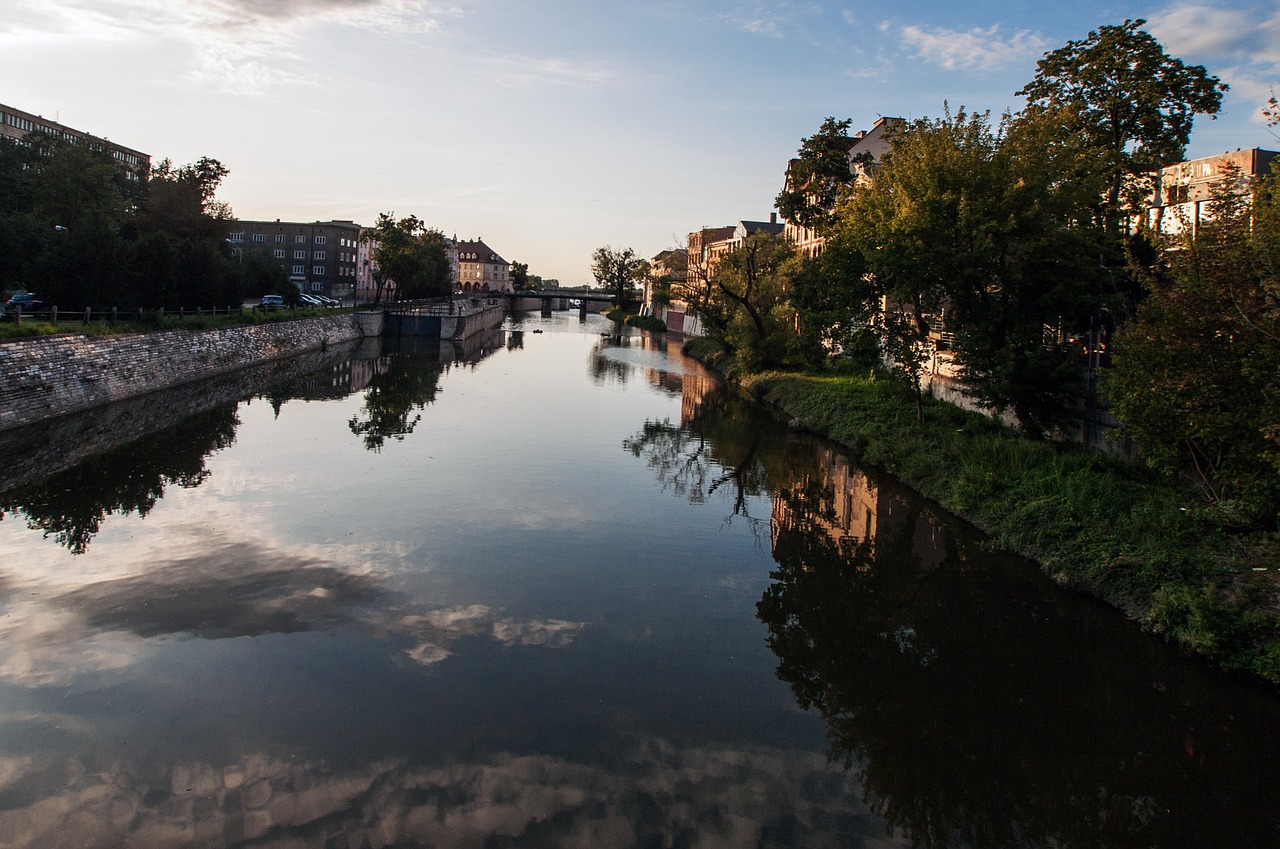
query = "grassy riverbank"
xmin=686 ymin=340 xmax=1280 ymax=681
xmin=0 ymin=305 xmax=341 ymax=341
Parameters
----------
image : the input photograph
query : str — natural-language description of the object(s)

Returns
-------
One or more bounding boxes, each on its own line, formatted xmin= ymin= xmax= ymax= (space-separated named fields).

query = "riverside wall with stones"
xmin=0 ymin=312 xmax=384 ymax=435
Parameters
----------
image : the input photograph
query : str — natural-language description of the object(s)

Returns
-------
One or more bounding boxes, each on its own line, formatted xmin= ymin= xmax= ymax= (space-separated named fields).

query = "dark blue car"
xmin=4 ymin=292 xmax=43 ymax=313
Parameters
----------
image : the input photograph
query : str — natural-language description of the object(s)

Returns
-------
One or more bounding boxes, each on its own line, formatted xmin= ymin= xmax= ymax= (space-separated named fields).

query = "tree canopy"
xmin=1017 ymin=19 xmax=1227 ymax=227
xmin=362 ymin=214 xmax=452 ymax=303
xmin=711 ymin=231 xmax=798 ymax=371
xmin=1107 ymin=163 xmax=1280 ymax=524
xmin=0 ymin=136 xmax=243 ymax=310
xmin=591 ymin=245 xmax=645 ymax=307
xmin=774 ymin=117 xmax=861 ymax=234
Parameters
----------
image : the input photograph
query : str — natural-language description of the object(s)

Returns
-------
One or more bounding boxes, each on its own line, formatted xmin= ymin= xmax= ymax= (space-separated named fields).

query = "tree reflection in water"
xmin=0 ymin=406 xmax=239 ymax=554
xmin=623 ymin=387 xmax=775 ymax=537
xmin=627 ymin=387 xmax=1280 ymax=848
xmin=347 ymin=354 xmax=446 ymax=451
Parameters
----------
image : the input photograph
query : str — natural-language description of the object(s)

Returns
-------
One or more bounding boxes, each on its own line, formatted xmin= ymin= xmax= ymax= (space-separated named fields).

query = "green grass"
xmin=0 ymin=307 xmax=339 ymax=340
xmin=733 ymin=366 xmax=1280 ymax=681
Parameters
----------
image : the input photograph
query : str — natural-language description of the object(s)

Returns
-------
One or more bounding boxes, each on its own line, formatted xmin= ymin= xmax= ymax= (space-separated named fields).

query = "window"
xmin=275 ymin=234 xmax=286 ymax=243
xmin=296 ymin=235 xmax=306 ymax=243
xmin=229 ymin=232 xmax=244 ymax=242
xmin=315 ymin=236 xmax=327 ymax=245
xmin=274 ymin=249 xmax=286 ymax=258
xmin=292 ymin=265 xmax=305 ymax=275
xmin=314 ymin=251 xmax=326 ymax=260
xmin=313 ymin=265 xmax=325 ymax=275
xmin=294 ymin=250 xmax=305 ymax=259
xmin=252 ymin=233 xmax=265 ymax=242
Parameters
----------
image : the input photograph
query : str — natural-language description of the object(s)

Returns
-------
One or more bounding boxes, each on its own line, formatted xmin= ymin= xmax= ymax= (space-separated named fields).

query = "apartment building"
xmin=456 ymin=239 xmax=511 ymax=293
xmin=229 ymin=219 xmax=362 ymax=299
xmin=0 ymin=101 xmax=150 ymax=180
xmin=1143 ymin=147 xmax=1278 ymax=238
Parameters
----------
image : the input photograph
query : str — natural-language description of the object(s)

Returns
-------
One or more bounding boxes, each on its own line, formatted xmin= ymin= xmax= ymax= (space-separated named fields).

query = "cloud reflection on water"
xmin=0 ymin=739 xmax=902 ymax=849
xmin=0 ymin=535 xmax=584 ymax=687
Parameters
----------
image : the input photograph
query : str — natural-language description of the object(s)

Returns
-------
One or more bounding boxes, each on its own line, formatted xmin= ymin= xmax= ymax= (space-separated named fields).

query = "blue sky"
xmin=3 ymin=1 xmax=1277 ymax=285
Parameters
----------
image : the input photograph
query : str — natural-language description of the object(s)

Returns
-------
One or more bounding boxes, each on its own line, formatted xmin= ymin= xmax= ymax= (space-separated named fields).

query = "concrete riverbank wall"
xmin=0 ymin=312 xmax=381 ymax=434
xmin=385 ymin=303 xmax=505 ymax=340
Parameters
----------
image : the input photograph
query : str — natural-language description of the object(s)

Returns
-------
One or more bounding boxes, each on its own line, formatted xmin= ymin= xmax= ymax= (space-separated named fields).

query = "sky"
xmin=2 ymin=1 xmax=1278 ymax=286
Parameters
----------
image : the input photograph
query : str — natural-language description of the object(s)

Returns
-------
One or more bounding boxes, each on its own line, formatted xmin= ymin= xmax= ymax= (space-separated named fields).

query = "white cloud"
xmin=898 ymin=24 xmax=1049 ymax=72
xmin=1145 ymin=5 xmax=1280 ymax=128
xmin=0 ymin=0 xmax=460 ymax=93
xmin=1147 ymin=4 xmax=1280 ymax=67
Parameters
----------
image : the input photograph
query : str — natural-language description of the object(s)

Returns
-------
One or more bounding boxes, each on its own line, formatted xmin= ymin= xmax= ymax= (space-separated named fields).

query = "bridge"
xmin=505 ymin=291 xmax=616 ymax=315
xmin=382 ymin=291 xmax=615 ymax=338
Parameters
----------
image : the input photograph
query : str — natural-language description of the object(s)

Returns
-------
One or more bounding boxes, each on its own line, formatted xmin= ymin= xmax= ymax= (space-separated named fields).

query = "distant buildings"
xmin=456 ymin=239 xmax=512 ymax=293
xmin=228 ymin=219 xmax=362 ymax=299
xmin=0 ymin=101 xmax=150 ymax=180
xmin=1142 ymin=147 xmax=1278 ymax=238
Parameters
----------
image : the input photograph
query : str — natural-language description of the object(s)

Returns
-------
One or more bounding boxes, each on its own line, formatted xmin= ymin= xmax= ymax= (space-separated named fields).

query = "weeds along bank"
xmin=686 ymin=339 xmax=1280 ymax=682
xmin=0 ymin=312 xmax=380 ymax=432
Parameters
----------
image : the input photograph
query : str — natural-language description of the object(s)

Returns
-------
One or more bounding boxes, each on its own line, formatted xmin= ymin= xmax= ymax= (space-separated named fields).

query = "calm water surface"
xmin=0 ymin=312 xmax=1277 ymax=848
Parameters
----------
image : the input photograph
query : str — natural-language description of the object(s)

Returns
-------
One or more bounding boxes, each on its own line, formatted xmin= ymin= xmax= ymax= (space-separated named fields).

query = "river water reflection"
xmin=0 ymin=312 xmax=1277 ymax=848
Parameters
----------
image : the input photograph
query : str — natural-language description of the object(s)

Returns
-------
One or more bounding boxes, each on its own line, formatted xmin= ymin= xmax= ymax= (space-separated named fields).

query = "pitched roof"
xmin=740 ymin=220 xmax=785 ymax=236
xmin=455 ymin=240 xmax=508 ymax=265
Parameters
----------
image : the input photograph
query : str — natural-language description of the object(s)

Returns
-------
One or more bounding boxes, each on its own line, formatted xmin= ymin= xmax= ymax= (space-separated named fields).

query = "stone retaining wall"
xmin=0 ymin=314 xmax=369 ymax=433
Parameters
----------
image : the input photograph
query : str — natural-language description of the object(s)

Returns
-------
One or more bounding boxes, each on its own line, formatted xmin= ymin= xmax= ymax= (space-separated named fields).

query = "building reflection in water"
xmin=625 ymin=383 xmax=1280 ymax=849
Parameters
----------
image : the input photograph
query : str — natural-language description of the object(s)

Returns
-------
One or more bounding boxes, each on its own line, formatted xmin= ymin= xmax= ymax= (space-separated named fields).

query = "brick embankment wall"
xmin=0 ymin=314 xmax=370 ymax=433
xmin=0 ymin=338 xmax=380 ymax=492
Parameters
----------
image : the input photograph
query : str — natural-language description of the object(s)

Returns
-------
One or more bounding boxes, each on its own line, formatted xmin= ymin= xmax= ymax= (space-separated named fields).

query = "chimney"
xmin=770 ymin=212 xmax=777 ymax=224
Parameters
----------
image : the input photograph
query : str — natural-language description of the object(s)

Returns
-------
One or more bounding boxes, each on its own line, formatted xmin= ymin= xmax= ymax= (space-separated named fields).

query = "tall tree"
xmin=139 ymin=157 xmax=233 ymax=240
xmin=362 ymin=213 xmax=452 ymax=303
xmin=134 ymin=156 xmax=237 ymax=309
xmin=590 ymin=245 xmax=644 ymax=308
xmin=1017 ymin=19 xmax=1227 ymax=231
xmin=836 ymin=108 xmax=1107 ymax=434
xmin=510 ymin=261 xmax=530 ymax=290
xmin=710 ymin=231 xmax=798 ymax=371
xmin=775 ymin=117 xmax=861 ymax=234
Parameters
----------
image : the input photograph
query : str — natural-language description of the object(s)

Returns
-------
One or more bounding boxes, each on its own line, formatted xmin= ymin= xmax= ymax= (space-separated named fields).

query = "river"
xmin=0 ymin=311 xmax=1277 ymax=848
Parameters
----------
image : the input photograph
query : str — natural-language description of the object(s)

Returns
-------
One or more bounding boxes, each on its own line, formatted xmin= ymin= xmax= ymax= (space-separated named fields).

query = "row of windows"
xmin=229 ymin=232 xmax=345 ymax=245
xmin=285 ymin=265 xmax=358 ymax=277
xmin=5 ymin=114 xmax=38 ymax=132
xmin=3 ymin=115 xmax=146 ymax=166
xmin=272 ymin=249 xmax=355 ymax=263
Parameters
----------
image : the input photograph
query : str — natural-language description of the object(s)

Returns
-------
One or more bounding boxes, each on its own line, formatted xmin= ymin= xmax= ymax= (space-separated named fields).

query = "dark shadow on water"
xmin=625 ymin=384 xmax=1280 ymax=848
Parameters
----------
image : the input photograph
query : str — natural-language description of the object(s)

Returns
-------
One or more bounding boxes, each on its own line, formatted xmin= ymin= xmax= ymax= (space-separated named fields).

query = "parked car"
xmin=259 ymin=294 xmax=285 ymax=310
xmin=313 ymin=294 xmax=339 ymax=306
xmin=4 ymin=292 xmax=43 ymax=313
xmin=298 ymin=293 xmax=323 ymax=306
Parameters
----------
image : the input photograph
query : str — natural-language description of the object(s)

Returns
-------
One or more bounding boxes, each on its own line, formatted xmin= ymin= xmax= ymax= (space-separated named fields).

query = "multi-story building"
xmin=229 ymin=219 xmax=362 ymax=300
xmin=781 ymin=116 xmax=903 ymax=259
xmin=1143 ymin=147 xmax=1278 ymax=238
xmin=0 ymin=101 xmax=150 ymax=180
xmin=456 ymin=239 xmax=511 ymax=293
xmin=686 ymin=225 xmax=736 ymax=285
